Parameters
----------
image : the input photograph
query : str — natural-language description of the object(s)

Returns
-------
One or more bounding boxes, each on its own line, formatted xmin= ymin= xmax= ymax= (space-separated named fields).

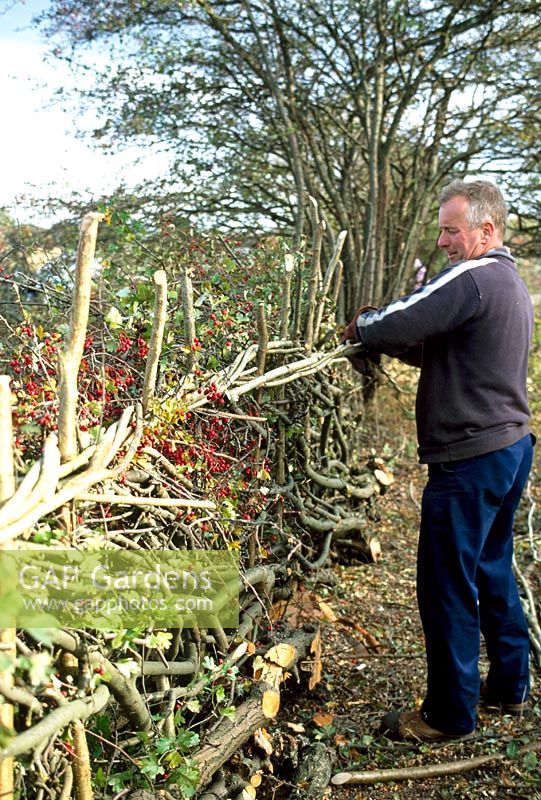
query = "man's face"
xmin=437 ymin=195 xmax=488 ymax=264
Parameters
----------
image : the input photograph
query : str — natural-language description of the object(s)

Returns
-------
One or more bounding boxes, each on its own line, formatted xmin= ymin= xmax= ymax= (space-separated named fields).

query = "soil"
xmin=260 ymin=364 xmax=541 ymax=800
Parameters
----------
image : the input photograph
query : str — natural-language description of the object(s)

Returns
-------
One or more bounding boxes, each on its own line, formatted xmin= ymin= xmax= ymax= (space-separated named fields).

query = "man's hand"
xmin=340 ymin=305 xmax=377 ymax=343
xmin=347 ymin=351 xmax=381 ymax=376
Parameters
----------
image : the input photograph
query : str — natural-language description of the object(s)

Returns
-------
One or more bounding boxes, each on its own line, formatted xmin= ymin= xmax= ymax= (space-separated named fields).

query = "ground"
xmin=261 ymin=366 xmax=541 ymax=800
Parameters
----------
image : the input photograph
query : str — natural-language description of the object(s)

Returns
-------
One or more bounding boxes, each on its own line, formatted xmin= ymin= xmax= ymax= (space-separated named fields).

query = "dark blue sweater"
xmin=354 ymin=249 xmax=533 ymax=463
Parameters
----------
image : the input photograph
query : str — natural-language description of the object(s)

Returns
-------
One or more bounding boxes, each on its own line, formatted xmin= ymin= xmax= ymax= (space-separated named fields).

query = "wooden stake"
xmin=142 ymin=270 xmax=168 ymax=413
xmin=58 ymin=212 xmax=102 ymax=463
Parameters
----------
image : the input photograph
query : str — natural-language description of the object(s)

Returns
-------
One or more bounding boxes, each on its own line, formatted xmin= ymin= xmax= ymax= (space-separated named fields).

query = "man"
xmin=342 ymin=179 xmax=534 ymax=742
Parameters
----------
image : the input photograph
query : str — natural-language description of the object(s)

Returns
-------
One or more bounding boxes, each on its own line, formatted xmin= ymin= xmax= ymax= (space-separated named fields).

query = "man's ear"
xmin=481 ymin=220 xmax=495 ymax=241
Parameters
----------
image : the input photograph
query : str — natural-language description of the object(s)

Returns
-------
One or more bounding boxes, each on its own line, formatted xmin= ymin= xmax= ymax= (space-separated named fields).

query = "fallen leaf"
xmin=271 ymin=588 xmax=338 ymax=626
xmin=318 ymin=599 xmax=337 ymax=622
xmin=312 ymin=712 xmax=335 ymax=727
xmin=337 ymin=617 xmax=381 ymax=650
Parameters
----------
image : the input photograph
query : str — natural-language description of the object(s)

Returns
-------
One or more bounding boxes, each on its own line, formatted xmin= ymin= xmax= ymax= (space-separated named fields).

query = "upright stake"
xmin=142 ymin=270 xmax=168 ymax=414
xmin=58 ymin=212 xmax=102 ymax=463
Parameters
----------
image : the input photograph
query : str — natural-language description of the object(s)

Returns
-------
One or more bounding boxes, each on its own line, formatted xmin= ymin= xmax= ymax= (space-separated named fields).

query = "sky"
xmin=0 ymin=0 xmax=170 ymax=226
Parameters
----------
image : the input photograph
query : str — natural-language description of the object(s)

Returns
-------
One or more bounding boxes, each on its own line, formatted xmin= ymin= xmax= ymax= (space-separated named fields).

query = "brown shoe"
xmin=479 ymin=681 xmax=530 ymax=717
xmin=380 ymin=709 xmax=475 ymax=742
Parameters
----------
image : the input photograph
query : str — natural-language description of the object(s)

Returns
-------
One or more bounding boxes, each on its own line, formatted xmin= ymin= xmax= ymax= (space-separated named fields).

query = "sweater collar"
xmin=482 ymin=246 xmax=515 ymax=264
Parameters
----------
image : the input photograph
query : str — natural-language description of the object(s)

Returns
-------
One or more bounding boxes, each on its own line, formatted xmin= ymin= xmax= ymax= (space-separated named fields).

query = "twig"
xmin=331 ymin=738 xmax=541 ymax=786
xmin=75 ymin=492 xmax=215 ymax=510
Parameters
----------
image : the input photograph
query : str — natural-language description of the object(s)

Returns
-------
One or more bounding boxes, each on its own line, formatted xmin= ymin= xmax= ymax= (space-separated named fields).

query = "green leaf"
xmin=523 ymin=750 xmax=538 ymax=770
xmin=94 ymin=767 xmax=107 ymax=787
xmin=155 ymin=736 xmax=176 ymax=755
xmin=175 ymin=729 xmax=200 ymax=751
xmin=167 ymin=762 xmax=200 ymax=799
xmin=105 ymin=306 xmax=123 ymax=328
xmin=107 ymin=770 xmax=133 ymax=792
xmin=214 ymin=685 xmax=225 ymax=703
xmin=140 ymin=754 xmax=164 ymax=779
xmin=506 ymin=740 xmax=520 ymax=758
xmin=165 ymin=750 xmax=184 ymax=769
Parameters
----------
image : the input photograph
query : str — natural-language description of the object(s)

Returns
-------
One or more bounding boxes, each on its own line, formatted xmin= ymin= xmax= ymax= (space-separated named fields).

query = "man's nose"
xmin=437 ymin=231 xmax=449 ymax=248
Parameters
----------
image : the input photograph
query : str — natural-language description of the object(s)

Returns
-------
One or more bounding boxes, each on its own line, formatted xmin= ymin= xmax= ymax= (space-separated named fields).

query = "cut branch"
xmin=57 ymin=212 xmax=102 ymax=463
xmin=142 ymin=269 xmax=168 ymax=413
xmin=331 ymin=738 xmax=541 ymax=786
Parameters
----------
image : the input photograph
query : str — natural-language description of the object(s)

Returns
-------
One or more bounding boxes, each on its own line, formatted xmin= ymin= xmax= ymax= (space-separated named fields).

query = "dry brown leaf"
xmin=337 ymin=617 xmax=381 ymax=650
xmin=318 ymin=599 xmax=337 ymax=622
xmin=262 ymin=689 xmax=280 ymax=718
xmin=271 ymin=588 xmax=338 ymax=627
xmin=312 ymin=712 xmax=335 ymax=727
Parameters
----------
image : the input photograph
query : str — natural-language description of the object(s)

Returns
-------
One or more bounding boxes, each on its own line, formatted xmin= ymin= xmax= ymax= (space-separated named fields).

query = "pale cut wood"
xmin=142 ymin=269 xmax=168 ymax=413
xmin=58 ymin=212 xmax=102 ymax=463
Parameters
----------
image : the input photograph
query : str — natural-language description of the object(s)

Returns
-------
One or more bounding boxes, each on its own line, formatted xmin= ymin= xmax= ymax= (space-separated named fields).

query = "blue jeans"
xmin=418 ymin=434 xmax=533 ymax=734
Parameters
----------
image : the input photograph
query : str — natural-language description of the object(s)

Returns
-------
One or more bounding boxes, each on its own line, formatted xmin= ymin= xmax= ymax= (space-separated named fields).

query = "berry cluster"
xmin=201 ymin=382 xmax=225 ymax=405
